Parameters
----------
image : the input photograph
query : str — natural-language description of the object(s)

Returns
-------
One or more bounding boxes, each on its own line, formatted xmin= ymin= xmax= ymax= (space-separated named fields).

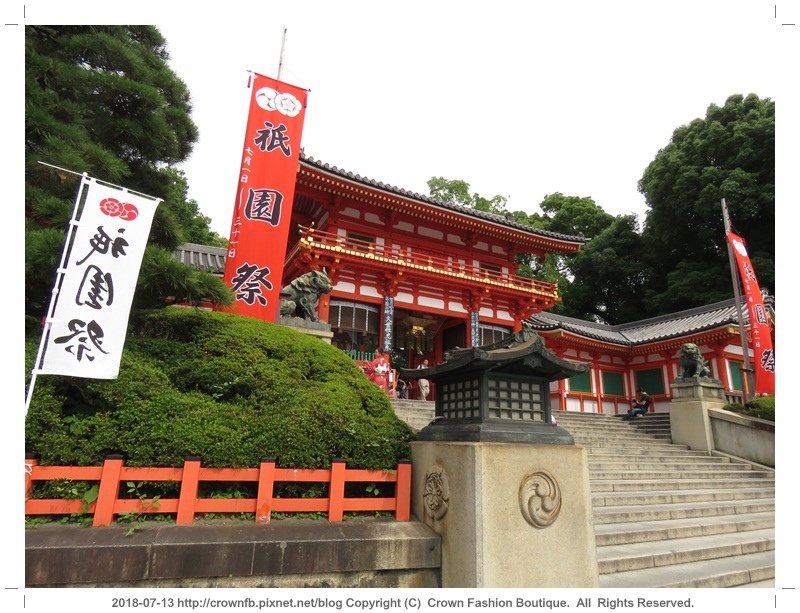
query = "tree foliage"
xmin=25 ymin=25 xmax=230 ymax=317
xmin=427 ymin=176 xmax=508 ymax=214
xmin=427 ymin=93 xmax=774 ymax=324
xmin=639 ymin=93 xmax=774 ymax=314
xmin=560 ymin=215 xmax=648 ymax=322
xmin=538 ymin=193 xmax=614 ymax=239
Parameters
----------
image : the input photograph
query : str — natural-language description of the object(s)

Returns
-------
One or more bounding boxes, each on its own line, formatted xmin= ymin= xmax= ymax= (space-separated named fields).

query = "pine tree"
xmin=25 ymin=25 xmax=231 ymax=316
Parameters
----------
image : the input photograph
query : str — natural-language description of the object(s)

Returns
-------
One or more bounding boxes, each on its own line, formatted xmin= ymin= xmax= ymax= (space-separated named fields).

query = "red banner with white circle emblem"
xmin=726 ymin=231 xmax=775 ymax=395
xmin=222 ymin=72 xmax=309 ymax=322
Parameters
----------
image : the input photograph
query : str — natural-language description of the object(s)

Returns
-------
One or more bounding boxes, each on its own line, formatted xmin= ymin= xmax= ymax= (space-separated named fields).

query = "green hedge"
xmin=722 ymin=395 xmax=775 ymax=422
xmin=25 ymin=309 xmax=413 ymax=470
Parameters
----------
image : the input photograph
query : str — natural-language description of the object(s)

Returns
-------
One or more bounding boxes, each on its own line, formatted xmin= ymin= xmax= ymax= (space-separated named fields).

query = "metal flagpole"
xmin=277 ymin=26 xmax=287 ymax=81
xmin=26 ymin=169 xmax=91 ymax=413
xmin=721 ymin=198 xmax=752 ymax=404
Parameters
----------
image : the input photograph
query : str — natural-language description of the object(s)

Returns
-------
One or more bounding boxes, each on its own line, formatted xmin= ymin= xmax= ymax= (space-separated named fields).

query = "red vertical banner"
xmin=223 ymin=73 xmax=309 ymax=322
xmin=726 ymin=231 xmax=775 ymax=395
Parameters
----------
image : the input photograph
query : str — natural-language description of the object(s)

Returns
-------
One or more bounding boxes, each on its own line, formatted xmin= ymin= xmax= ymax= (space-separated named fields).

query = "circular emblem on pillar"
xmin=519 ymin=471 xmax=561 ymax=528
xmin=423 ymin=465 xmax=450 ymax=520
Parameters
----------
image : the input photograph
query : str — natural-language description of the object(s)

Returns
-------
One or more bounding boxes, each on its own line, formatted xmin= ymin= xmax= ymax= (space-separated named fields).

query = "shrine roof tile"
xmin=174 ymin=243 xmax=226 ymax=275
xmin=300 ymin=153 xmax=587 ymax=245
xmin=527 ymin=298 xmax=751 ymax=346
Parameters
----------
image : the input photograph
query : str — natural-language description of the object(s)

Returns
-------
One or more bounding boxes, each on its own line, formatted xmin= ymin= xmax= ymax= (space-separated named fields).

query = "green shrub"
xmin=25 ymin=309 xmax=414 ymax=470
xmin=722 ymin=394 xmax=775 ymax=422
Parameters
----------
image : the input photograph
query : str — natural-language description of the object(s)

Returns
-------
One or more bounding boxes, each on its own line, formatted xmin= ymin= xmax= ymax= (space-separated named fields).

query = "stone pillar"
xmin=669 ymin=379 xmax=727 ymax=452
xmin=411 ymin=442 xmax=599 ymax=587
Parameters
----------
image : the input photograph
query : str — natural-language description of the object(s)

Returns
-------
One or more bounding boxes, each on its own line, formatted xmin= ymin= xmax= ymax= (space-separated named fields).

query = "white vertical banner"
xmin=36 ymin=177 xmax=160 ymax=379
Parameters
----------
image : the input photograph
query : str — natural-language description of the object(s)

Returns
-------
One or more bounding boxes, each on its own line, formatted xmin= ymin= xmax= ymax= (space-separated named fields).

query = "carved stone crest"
xmin=519 ymin=471 xmax=561 ymax=528
xmin=423 ymin=465 xmax=450 ymax=520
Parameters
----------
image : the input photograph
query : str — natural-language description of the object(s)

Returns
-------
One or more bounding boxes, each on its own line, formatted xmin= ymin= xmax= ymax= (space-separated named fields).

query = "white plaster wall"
xmin=418 ymin=296 xmax=444 ymax=309
xmin=418 ymin=226 xmax=444 ymax=240
xmin=359 ymin=285 xmax=381 ymax=298
xmin=334 ymin=281 xmax=356 ymax=293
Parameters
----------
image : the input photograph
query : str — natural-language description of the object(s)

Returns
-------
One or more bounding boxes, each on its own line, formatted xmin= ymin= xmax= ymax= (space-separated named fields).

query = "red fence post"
xmin=176 ymin=457 xmax=202 ymax=525
xmin=255 ymin=457 xmax=276 ymax=524
xmin=395 ymin=460 xmax=411 ymax=521
xmin=25 ymin=455 xmax=39 ymax=503
xmin=93 ymin=455 xmax=125 ymax=526
xmin=328 ymin=459 xmax=346 ymax=522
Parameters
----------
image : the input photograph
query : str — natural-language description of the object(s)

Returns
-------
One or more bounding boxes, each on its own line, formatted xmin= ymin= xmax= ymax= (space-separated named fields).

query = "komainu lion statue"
xmin=678 ymin=343 xmax=711 ymax=379
xmin=279 ymin=270 xmax=333 ymax=322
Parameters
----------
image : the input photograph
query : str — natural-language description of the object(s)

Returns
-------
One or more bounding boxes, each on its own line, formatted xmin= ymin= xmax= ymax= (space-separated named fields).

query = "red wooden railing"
xmin=25 ymin=456 xmax=411 ymax=526
xmin=294 ymin=226 xmax=559 ymax=298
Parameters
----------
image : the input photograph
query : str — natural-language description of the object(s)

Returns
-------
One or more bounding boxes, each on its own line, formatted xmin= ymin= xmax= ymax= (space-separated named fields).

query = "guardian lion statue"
xmin=678 ymin=343 xmax=711 ymax=379
xmin=279 ymin=270 xmax=333 ymax=322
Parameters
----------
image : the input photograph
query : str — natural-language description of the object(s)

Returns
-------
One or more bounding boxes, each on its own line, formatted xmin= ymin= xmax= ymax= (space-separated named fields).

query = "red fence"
xmin=25 ymin=456 xmax=411 ymax=526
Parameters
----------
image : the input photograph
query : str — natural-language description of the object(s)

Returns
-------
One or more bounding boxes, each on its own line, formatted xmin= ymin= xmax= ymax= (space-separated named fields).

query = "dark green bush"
xmin=25 ymin=309 xmax=414 ymax=470
xmin=722 ymin=394 xmax=775 ymax=422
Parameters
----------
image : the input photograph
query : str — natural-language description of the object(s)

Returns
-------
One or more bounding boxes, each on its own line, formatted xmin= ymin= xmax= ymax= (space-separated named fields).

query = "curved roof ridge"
xmin=618 ymin=298 xmax=739 ymax=330
xmin=300 ymin=152 xmax=587 ymax=244
xmin=527 ymin=297 xmax=748 ymax=346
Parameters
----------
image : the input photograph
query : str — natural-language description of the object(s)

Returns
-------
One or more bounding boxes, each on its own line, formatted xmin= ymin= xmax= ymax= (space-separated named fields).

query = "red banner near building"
xmin=223 ymin=73 xmax=309 ymax=322
xmin=726 ymin=231 xmax=775 ymax=395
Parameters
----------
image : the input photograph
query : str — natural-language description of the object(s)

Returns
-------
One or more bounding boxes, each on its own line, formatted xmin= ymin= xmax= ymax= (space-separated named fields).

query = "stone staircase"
xmin=555 ymin=411 xmax=775 ymax=588
xmin=391 ymin=399 xmax=436 ymax=432
xmin=389 ymin=401 xmax=775 ymax=588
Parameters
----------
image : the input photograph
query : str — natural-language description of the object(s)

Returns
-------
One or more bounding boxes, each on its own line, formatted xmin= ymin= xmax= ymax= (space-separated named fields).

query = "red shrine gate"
xmin=282 ymin=156 xmax=585 ymax=376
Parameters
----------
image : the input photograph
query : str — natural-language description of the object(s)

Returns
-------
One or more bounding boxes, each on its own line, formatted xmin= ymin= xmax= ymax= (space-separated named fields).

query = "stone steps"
xmin=392 ymin=404 xmax=775 ymax=587
xmin=391 ymin=400 xmax=435 ymax=431
xmin=599 ymin=550 xmax=775 ymax=588
xmin=557 ymin=411 xmax=775 ymax=588
xmin=589 ymin=468 xmax=773 ymax=480
xmin=591 ymin=478 xmax=774 ymax=492
xmin=593 ymin=512 xmax=775 ymax=547
xmin=592 ymin=498 xmax=775 ymax=524
xmin=596 ymin=528 xmax=775 ymax=574
xmin=592 ymin=487 xmax=775 ymax=507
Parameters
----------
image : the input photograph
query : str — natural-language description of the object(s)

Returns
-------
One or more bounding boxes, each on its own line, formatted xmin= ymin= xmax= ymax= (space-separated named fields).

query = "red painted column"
xmin=712 ymin=342 xmax=731 ymax=392
xmin=592 ymin=355 xmax=603 ymax=414
xmin=554 ymin=344 xmax=568 ymax=412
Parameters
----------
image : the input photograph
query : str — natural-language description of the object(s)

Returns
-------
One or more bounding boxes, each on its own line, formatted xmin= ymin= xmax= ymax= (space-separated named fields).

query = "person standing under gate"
xmin=417 ymin=359 xmax=431 ymax=401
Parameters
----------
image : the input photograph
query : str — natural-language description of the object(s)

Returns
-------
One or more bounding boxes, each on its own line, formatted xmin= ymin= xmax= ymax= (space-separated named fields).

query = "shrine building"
xmin=175 ymin=154 xmax=772 ymax=414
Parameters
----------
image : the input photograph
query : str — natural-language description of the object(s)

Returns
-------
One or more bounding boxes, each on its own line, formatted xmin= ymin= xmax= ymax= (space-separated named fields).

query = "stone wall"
xmin=25 ymin=519 xmax=440 ymax=588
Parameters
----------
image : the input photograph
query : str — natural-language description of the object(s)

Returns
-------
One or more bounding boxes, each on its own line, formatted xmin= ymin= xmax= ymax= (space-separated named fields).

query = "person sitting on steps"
xmin=624 ymin=388 xmax=650 ymax=420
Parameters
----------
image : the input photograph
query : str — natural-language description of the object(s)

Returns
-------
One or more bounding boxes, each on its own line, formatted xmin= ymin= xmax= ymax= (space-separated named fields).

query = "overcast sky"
xmin=8 ymin=0 xmax=789 ymax=237
xmin=154 ymin=0 xmax=785 ymax=237
xmin=5 ymin=0 xmax=798 ymax=600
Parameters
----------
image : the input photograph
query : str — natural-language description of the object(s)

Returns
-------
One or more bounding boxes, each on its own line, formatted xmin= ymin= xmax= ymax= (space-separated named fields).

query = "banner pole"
xmin=26 ymin=172 xmax=90 ymax=413
xmin=277 ymin=26 xmax=287 ymax=81
xmin=722 ymin=198 xmax=752 ymax=404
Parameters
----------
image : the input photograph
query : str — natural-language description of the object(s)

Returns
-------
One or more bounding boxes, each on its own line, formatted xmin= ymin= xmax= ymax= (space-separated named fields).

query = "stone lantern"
xmin=401 ymin=328 xmax=588 ymax=444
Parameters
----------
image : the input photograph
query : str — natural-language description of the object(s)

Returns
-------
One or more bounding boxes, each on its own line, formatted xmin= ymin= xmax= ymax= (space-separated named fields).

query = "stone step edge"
xmin=597 ymin=550 xmax=775 ymax=589
xmin=596 ymin=527 xmax=775 ymax=563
